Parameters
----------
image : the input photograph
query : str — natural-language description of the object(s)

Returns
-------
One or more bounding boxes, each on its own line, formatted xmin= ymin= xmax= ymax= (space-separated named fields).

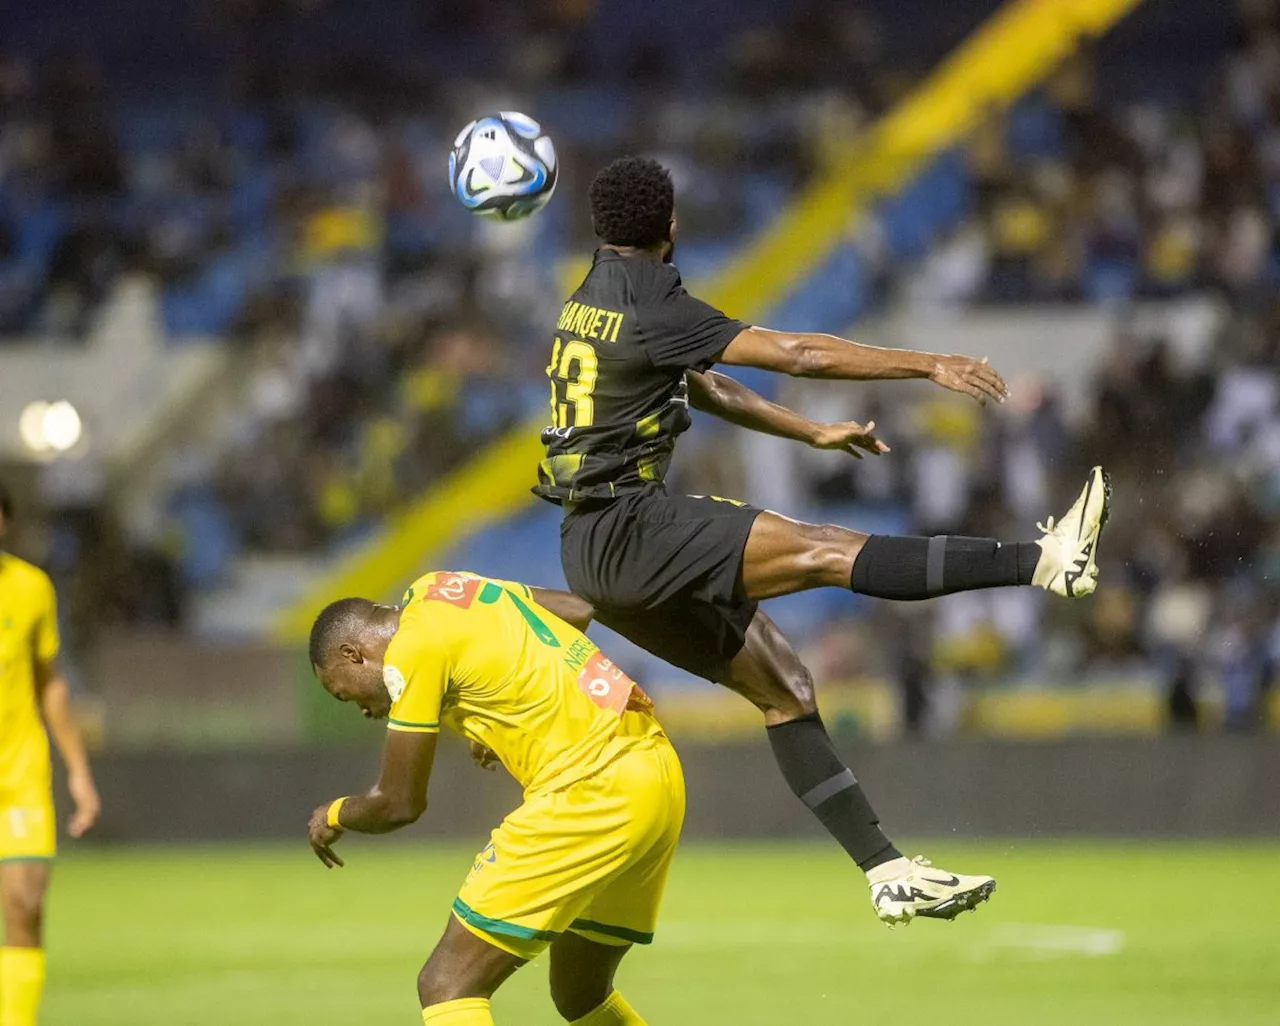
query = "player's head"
xmin=0 ymin=481 xmax=11 ymax=547
xmin=590 ymin=156 xmax=676 ymax=261
xmin=309 ymin=597 xmax=401 ymax=720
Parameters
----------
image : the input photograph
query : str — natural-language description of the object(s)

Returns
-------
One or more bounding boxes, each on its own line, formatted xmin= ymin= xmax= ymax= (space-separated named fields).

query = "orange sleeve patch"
xmin=424 ymin=574 xmax=481 ymax=609
xmin=576 ymin=651 xmax=638 ymax=716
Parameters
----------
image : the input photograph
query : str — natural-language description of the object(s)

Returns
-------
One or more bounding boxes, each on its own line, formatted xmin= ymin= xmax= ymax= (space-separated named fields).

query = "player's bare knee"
xmin=416 ymin=943 xmax=483 ymax=1006
xmin=549 ymin=961 xmax=612 ymax=1021
xmin=796 ymin=523 xmax=855 ymax=587
xmin=767 ymin=664 xmax=816 ymax=720
xmin=417 ymin=956 xmax=462 ymax=1007
xmin=786 ymin=664 xmax=817 ymax=713
xmin=418 ymin=921 xmax=523 ymax=1008
xmin=552 ymin=983 xmax=610 ymax=1022
xmin=1 ymin=886 xmax=44 ymax=941
xmin=548 ymin=932 xmax=622 ymax=1020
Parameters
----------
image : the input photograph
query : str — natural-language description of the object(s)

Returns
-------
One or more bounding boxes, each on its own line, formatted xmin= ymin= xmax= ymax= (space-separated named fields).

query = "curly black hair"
xmin=589 ymin=157 xmax=674 ymax=248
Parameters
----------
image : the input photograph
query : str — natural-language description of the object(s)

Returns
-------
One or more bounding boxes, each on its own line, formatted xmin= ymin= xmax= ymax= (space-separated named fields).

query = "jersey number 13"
xmin=547 ymin=337 xmax=599 ymax=429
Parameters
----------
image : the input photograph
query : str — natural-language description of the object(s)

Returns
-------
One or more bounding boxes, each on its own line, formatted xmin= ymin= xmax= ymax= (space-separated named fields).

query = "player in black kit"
xmin=535 ymin=157 xmax=1110 ymax=924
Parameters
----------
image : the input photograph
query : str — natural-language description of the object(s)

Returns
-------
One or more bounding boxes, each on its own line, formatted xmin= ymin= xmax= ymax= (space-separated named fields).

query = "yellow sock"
xmin=570 ymin=990 xmax=646 ymax=1026
xmin=0 ymin=947 xmax=46 ymax=1026
xmin=421 ymin=997 xmax=494 ymax=1025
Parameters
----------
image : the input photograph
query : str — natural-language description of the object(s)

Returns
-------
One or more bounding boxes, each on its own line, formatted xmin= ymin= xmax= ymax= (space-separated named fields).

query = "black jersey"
xmin=533 ymin=249 xmax=747 ymax=505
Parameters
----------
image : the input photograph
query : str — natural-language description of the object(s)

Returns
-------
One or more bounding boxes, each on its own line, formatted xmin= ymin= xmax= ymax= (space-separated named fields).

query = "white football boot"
xmin=1032 ymin=465 xmax=1111 ymax=598
xmin=868 ymin=856 xmax=996 ymax=926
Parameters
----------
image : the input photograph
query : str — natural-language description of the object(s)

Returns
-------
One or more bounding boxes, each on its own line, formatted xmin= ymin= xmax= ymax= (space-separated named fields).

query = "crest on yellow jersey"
xmin=382 ymin=665 xmax=406 ymax=703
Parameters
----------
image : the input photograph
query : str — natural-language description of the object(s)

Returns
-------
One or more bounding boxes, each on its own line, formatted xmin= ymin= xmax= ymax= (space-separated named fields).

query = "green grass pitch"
xmin=42 ymin=840 xmax=1280 ymax=1024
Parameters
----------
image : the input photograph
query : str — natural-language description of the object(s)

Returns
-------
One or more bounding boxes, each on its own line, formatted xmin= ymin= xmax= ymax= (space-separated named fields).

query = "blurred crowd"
xmin=5 ymin=0 xmax=897 ymax=560
xmin=2 ymin=0 xmax=892 ymax=607
xmin=0 ymin=0 xmax=890 ymax=339
xmin=3 ymin=1 xmax=1278 ymax=726
xmin=912 ymin=6 xmax=1280 ymax=309
xmin=774 ymin=304 xmax=1280 ymax=733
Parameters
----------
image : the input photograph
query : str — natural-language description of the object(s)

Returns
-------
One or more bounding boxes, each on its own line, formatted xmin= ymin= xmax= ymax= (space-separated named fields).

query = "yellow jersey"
xmin=0 ymin=554 xmax=59 ymax=794
xmin=385 ymin=571 xmax=659 ymax=795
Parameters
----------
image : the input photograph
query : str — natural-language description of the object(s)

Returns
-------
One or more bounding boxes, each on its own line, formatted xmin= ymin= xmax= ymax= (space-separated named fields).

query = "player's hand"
xmin=469 ymin=740 xmax=500 ymax=771
xmin=67 ymin=770 xmax=100 ymax=838
xmin=929 ymin=355 xmax=1009 ymax=406
xmin=308 ymin=804 xmax=345 ymax=869
xmin=809 ymin=421 xmax=890 ymax=458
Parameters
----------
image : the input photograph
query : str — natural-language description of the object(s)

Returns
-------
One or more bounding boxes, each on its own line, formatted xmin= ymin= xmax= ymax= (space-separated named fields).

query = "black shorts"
xmin=560 ymin=487 xmax=762 ymax=682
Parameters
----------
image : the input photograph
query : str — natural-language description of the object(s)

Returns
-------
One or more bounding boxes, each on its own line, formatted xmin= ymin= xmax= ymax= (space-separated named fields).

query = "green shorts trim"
xmin=569 ymin=918 xmax=654 ymax=945
xmin=0 ymin=855 xmax=54 ymax=863
xmin=451 ymin=898 xmax=560 ymax=943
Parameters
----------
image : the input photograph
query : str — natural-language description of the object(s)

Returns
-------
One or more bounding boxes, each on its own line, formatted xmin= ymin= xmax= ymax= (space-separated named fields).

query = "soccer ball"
xmin=449 ymin=112 xmax=558 ymax=221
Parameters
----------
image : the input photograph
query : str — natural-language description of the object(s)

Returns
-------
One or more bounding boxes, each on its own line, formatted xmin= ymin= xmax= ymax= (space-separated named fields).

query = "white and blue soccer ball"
xmin=449 ymin=112 xmax=558 ymax=221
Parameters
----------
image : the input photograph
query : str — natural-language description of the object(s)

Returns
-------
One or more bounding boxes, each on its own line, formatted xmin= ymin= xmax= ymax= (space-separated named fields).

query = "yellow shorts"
xmin=453 ymin=730 xmax=685 ymax=960
xmin=0 ymin=782 xmax=56 ymax=862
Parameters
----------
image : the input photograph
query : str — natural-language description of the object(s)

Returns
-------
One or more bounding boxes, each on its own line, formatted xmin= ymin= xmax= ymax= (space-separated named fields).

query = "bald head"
xmin=308 ymin=597 xmax=401 ymax=720
xmin=309 ymin=597 xmax=379 ymax=669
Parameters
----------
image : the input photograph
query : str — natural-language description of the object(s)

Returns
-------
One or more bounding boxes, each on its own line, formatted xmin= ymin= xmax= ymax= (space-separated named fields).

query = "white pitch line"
xmin=653 ymin=920 xmax=1126 ymax=958
xmin=964 ymin=923 xmax=1126 ymax=962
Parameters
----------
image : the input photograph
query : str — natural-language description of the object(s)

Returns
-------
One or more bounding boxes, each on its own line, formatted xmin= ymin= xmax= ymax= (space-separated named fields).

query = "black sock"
xmin=765 ymin=712 xmax=901 ymax=871
xmin=850 ymin=534 xmax=1039 ymax=600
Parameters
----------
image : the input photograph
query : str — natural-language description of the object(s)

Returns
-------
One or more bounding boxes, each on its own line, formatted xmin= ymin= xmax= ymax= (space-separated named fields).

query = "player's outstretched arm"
xmin=530 ymin=587 xmax=594 ymax=631
xmin=36 ymin=663 xmax=100 ymax=838
xmin=687 ymin=370 xmax=889 ymax=457
xmin=717 ymin=327 xmax=1010 ymax=406
xmin=308 ymin=730 xmax=437 ymax=867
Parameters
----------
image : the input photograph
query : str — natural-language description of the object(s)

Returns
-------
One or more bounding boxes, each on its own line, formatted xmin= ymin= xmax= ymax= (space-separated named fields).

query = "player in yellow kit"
xmin=306 ymin=570 xmax=682 ymax=1026
xmin=0 ymin=484 xmax=100 ymax=1026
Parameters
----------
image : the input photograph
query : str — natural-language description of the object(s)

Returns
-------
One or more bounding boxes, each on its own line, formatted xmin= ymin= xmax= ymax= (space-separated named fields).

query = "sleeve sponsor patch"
xmin=576 ymin=651 xmax=636 ymax=716
xmin=425 ymin=574 xmax=481 ymax=609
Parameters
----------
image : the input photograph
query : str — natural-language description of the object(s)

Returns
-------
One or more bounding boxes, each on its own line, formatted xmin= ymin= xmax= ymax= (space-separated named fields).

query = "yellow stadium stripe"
xmin=271 ymin=0 xmax=1146 ymax=641
xmin=697 ymin=0 xmax=1146 ymax=318
xmin=270 ymin=424 xmax=544 ymax=642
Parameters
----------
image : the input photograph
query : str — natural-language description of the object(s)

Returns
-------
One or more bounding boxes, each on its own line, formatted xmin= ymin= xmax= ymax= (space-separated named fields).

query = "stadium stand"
xmin=3 ymin=0 xmax=1276 ymax=731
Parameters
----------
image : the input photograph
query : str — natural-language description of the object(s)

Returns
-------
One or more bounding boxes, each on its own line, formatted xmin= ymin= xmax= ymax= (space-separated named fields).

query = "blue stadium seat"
xmin=170 ymin=486 xmax=239 ymax=588
xmin=161 ymin=252 xmax=254 ymax=337
xmin=1005 ymin=93 xmax=1066 ymax=161
xmin=1084 ymin=258 xmax=1138 ymax=303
